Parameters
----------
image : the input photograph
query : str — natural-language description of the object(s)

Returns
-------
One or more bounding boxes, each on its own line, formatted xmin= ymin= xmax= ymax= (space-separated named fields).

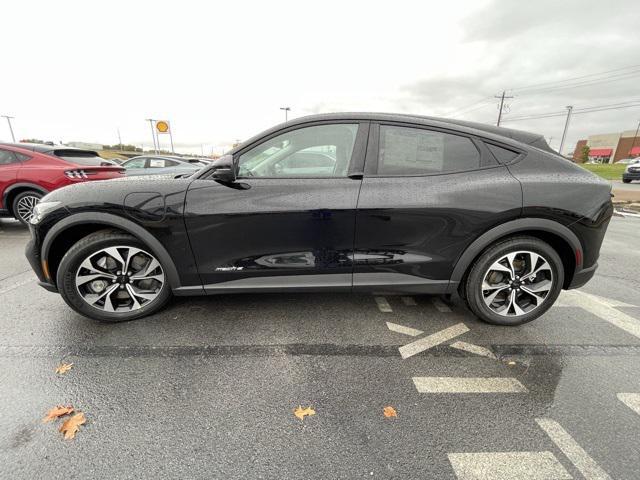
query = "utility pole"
xmin=2 ymin=115 xmax=16 ymax=142
xmin=280 ymin=107 xmax=291 ymax=122
xmin=145 ymin=118 xmax=158 ymax=153
xmin=559 ymin=106 xmax=573 ymax=156
xmin=494 ymin=91 xmax=513 ymax=126
xmin=630 ymin=119 xmax=640 ymax=158
xmin=117 ymin=128 xmax=123 ymax=150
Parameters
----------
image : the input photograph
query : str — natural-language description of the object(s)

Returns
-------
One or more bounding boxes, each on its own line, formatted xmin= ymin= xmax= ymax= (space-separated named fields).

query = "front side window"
xmin=237 ymin=124 xmax=358 ymax=178
xmin=124 ymin=158 xmax=147 ymax=169
xmin=377 ymin=126 xmax=480 ymax=175
xmin=0 ymin=149 xmax=19 ymax=165
xmin=148 ymin=158 xmax=178 ymax=168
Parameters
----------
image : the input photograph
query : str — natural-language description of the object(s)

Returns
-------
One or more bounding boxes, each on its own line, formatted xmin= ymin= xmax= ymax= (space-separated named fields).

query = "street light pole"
xmin=280 ymin=107 xmax=291 ymax=123
xmin=117 ymin=128 xmax=123 ymax=151
xmin=2 ymin=115 xmax=16 ymax=142
xmin=145 ymin=118 xmax=158 ymax=153
xmin=559 ymin=106 xmax=573 ymax=156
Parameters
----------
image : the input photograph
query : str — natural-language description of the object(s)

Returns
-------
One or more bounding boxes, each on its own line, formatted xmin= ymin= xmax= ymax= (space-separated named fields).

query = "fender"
xmin=448 ymin=217 xmax=583 ymax=286
xmin=3 ymin=182 xmax=49 ymax=208
xmin=41 ymin=212 xmax=181 ymax=288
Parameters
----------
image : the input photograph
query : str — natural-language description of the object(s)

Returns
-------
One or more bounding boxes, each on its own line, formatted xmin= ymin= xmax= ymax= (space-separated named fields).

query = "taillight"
xmin=65 ymin=169 xmax=96 ymax=179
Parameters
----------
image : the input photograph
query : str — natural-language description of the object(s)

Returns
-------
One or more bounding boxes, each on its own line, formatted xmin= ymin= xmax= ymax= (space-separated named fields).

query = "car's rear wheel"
xmin=12 ymin=191 xmax=42 ymax=225
xmin=463 ymin=236 xmax=564 ymax=325
xmin=57 ymin=230 xmax=171 ymax=322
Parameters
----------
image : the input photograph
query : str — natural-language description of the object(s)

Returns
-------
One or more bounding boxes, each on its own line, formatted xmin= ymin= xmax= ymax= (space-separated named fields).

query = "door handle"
xmin=348 ymin=172 xmax=363 ymax=180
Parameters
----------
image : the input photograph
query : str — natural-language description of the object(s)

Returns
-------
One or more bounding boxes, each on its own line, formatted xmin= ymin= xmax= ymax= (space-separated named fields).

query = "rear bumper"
xmin=567 ymin=262 xmax=598 ymax=289
xmin=25 ymin=237 xmax=58 ymax=293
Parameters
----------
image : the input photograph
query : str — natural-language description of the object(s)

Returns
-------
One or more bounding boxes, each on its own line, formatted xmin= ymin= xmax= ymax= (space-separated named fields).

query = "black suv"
xmin=25 ymin=113 xmax=613 ymax=325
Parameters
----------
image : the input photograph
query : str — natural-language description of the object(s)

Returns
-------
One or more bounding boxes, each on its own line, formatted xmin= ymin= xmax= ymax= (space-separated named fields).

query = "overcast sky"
xmin=2 ymin=0 xmax=639 ymax=155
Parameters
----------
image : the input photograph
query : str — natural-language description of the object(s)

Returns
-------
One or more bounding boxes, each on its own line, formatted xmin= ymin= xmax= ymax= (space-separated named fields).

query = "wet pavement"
xmin=1 ymin=216 xmax=639 ymax=479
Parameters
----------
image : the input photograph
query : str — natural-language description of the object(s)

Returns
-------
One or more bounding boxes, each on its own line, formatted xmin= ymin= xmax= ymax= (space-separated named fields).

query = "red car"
xmin=0 ymin=143 xmax=124 ymax=224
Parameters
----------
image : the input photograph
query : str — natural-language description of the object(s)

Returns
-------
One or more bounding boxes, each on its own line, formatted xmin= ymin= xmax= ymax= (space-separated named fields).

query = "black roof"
xmin=0 ymin=142 xmax=100 ymax=155
xmin=233 ymin=113 xmax=553 ymax=154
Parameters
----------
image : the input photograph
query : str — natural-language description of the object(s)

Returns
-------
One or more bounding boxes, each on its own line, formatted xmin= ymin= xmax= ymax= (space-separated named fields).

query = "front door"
xmin=0 ymin=148 xmax=22 ymax=211
xmin=184 ymin=122 xmax=368 ymax=292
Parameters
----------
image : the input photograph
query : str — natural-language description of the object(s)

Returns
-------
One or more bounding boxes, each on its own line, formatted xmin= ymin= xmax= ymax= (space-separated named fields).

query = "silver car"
xmin=121 ymin=155 xmax=206 ymax=176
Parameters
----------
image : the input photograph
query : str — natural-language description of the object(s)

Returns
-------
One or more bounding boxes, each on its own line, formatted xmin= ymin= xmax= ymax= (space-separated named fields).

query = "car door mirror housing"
xmin=210 ymin=154 xmax=236 ymax=183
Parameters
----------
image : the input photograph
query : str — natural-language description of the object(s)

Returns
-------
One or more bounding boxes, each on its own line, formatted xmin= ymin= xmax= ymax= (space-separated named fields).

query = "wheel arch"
xmin=3 ymin=183 xmax=48 ymax=216
xmin=42 ymin=212 xmax=181 ymax=289
xmin=449 ymin=218 xmax=582 ymax=290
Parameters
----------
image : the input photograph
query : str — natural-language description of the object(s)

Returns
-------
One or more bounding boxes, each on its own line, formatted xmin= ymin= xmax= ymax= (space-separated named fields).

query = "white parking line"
xmin=432 ymin=297 xmax=452 ymax=312
xmin=412 ymin=377 xmax=527 ymax=393
xmin=399 ymin=323 xmax=469 ymax=359
xmin=401 ymin=296 xmax=417 ymax=306
xmin=450 ymin=341 xmax=497 ymax=360
xmin=617 ymin=393 xmax=640 ymax=416
xmin=385 ymin=322 xmax=424 ymax=337
xmin=536 ymin=418 xmax=612 ymax=480
xmin=559 ymin=290 xmax=640 ymax=339
xmin=448 ymin=451 xmax=571 ymax=480
xmin=374 ymin=296 xmax=393 ymax=312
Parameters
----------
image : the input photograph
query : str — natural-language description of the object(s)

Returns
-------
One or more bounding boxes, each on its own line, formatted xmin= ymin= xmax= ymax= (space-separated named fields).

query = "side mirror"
xmin=210 ymin=154 xmax=236 ymax=183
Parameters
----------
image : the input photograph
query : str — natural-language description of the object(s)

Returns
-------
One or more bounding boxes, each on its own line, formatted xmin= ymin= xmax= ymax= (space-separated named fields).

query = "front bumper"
xmin=623 ymin=172 xmax=640 ymax=181
xmin=25 ymin=237 xmax=58 ymax=293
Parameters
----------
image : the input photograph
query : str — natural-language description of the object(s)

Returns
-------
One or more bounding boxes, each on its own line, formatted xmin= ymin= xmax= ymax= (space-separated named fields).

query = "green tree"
xmin=580 ymin=145 xmax=590 ymax=163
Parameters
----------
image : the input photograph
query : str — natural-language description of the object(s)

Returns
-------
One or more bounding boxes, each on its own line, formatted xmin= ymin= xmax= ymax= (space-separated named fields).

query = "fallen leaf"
xmin=507 ymin=361 xmax=516 ymax=366
xmin=294 ymin=405 xmax=316 ymax=421
xmin=55 ymin=363 xmax=74 ymax=375
xmin=59 ymin=412 xmax=86 ymax=439
xmin=42 ymin=405 xmax=74 ymax=423
xmin=383 ymin=406 xmax=398 ymax=418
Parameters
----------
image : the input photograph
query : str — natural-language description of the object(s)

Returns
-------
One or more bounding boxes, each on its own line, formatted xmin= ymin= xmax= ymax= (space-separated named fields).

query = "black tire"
xmin=12 ymin=191 xmax=43 ymax=225
xmin=56 ymin=229 xmax=172 ymax=322
xmin=463 ymin=236 xmax=564 ymax=326
xmin=622 ymin=179 xmax=632 ymax=184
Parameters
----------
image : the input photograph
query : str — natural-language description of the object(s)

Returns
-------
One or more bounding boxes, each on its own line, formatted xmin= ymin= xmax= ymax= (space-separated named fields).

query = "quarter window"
xmin=0 ymin=149 xmax=18 ymax=165
xmin=377 ymin=126 xmax=480 ymax=175
xmin=487 ymin=143 xmax=519 ymax=164
xmin=237 ymin=124 xmax=359 ymax=178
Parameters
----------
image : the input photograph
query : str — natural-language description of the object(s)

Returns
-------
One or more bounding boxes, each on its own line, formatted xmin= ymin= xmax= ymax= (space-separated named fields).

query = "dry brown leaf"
xmin=383 ymin=406 xmax=398 ymax=418
xmin=294 ymin=405 xmax=316 ymax=421
xmin=59 ymin=412 xmax=86 ymax=439
xmin=55 ymin=363 xmax=74 ymax=375
xmin=42 ymin=405 xmax=74 ymax=423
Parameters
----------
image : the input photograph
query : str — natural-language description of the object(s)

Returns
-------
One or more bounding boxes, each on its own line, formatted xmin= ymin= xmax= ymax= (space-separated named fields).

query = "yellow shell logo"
xmin=156 ymin=121 xmax=169 ymax=133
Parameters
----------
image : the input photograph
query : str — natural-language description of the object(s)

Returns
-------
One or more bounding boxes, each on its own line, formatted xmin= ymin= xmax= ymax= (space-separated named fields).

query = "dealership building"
xmin=572 ymin=130 xmax=640 ymax=163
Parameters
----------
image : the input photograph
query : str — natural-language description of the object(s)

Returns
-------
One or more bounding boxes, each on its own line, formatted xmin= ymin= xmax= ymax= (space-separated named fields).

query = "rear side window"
xmin=0 ymin=149 xmax=19 ymax=165
xmin=487 ymin=143 xmax=520 ymax=164
xmin=377 ymin=126 xmax=480 ymax=175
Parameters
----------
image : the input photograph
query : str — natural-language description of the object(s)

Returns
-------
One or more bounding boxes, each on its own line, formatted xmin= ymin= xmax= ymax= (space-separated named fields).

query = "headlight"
xmin=30 ymin=201 xmax=62 ymax=225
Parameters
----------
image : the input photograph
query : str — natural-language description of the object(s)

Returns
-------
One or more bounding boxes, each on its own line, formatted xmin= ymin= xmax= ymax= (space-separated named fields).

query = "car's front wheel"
xmin=57 ymin=230 xmax=171 ymax=322
xmin=463 ymin=236 xmax=564 ymax=325
xmin=622 ymin=178 xmax=632 ymax=183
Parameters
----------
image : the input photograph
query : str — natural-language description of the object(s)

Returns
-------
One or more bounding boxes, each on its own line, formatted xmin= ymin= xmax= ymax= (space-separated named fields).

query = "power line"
xmin=502 ymin=101 xmax=640 ymax=123
xmin=510 ymin=64 xmax=640 ymax=92
xmin=513 ymin=70 xmax=640 ymax=96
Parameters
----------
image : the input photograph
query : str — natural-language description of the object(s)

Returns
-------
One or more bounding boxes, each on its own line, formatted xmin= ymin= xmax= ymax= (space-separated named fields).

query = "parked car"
xmin=616 ymin=158 xmax=639 ymax=164
xmin=121 ymin=155 xmax=206 ymax=176
xmin=622 ymin=158 xmax=640 ymax=183
xmin=0 ymin=143 xmax=124 ymax=224
xmin=25 ymin=113 xmax=613 ymax=324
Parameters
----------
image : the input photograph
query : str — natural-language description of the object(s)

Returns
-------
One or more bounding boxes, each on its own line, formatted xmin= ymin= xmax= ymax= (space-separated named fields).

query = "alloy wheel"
xmin=75 ymin=246 xmax=165 ymax=312
xmin=481 ymin=250 xmax=554 ymax=317
xmin=16 ymin=195 xmax=40 ymax=223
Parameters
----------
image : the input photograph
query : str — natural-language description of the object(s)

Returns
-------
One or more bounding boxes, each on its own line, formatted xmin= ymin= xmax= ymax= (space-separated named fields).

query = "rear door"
xmin=353 ymin=122 xmax=522 ymax=293
xmin=184 ymin=121 xmax=368 ymax=291
xmin=0 ymin=148 xmax=22 ymax=211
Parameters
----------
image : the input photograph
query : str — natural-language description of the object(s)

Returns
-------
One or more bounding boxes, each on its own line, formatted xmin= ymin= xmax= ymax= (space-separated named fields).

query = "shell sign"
xmin=155 ymin=120 xmax=170 ymax=134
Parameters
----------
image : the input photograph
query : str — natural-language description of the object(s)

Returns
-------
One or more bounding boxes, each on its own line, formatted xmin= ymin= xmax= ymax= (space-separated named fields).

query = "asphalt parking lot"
xmin=1 ymin=217 xmax=639 ymax=479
